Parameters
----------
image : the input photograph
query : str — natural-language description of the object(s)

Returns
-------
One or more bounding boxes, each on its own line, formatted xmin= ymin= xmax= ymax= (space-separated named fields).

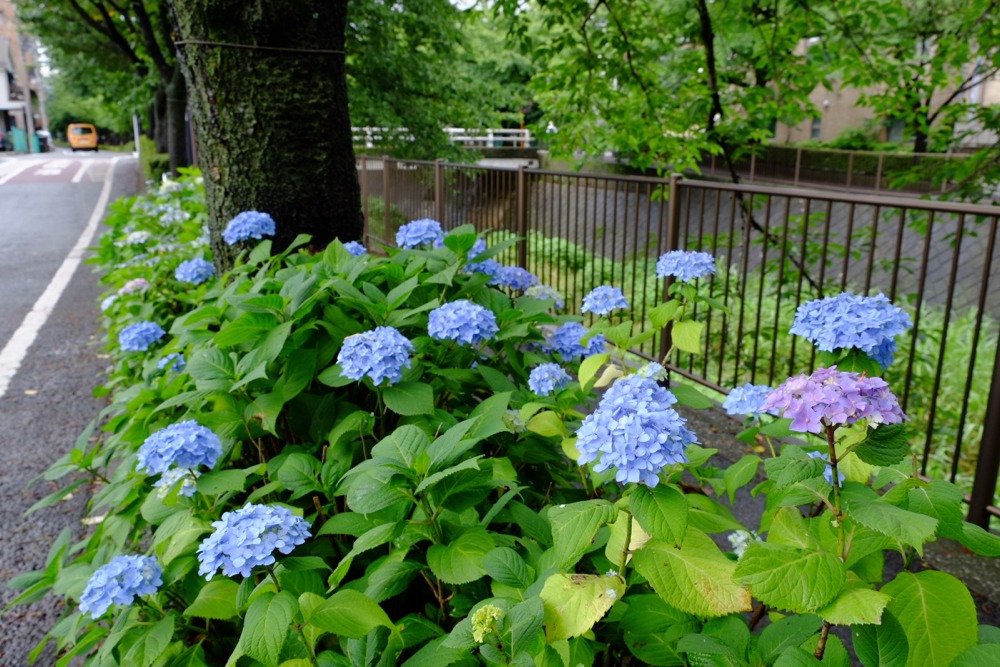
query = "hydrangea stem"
xmin=825 ymin=423 xmax=846 ymax=560
xmin=266 ymin=566 xmax=319 ymax=667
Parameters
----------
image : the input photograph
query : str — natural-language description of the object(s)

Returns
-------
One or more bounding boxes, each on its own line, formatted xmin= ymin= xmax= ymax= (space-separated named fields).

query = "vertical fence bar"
xmin=516 ymin=165 xmax=528 ymax=269
xmin=794 ymin=147 xmax=802 ymax=186
xmin=749 ymin=154 xmax=757 ymax=183
xmin=969 ymin=339 xmax=1000 ymax=527
xmin=382 ymin=156 xmax=392 ymax=242
xmin=360 ymin=157 xmax=370 ymax=244
xmin=659 ymin=174 xmax=682 ymax=362
xmin=846 ymin=153 xmax=854 ymax=188
xmin=875 ymin=154 xmax=884 ymax=191
xmin=434 ymin=159 xmax=444 ymax=224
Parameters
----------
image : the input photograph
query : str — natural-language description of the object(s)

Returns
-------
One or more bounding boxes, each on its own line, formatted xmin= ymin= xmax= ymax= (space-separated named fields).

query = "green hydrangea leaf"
xmin=632 ymin=530 xmax=752 ymax=617
xmin=539 ymin=573 xmax=625 ymax=641
xmin=882 ymin=571 xmax=978 ymax=667
xmin=841 ymin=483 xmax=938 ymax=554
xmin=183 ymin=578 xmax=240 ymax=620
xmin=734 ymin=541 xmax=846 ymax=613
xmin=546 ymin=500 xmax=618 ymax=570
xmin=427 ymin=527 xmax=494 ymax=585
xmin=852 ymin=609 xmax=908 ymax=667
xmin=629 ymin=484 xmax=688 ymax=546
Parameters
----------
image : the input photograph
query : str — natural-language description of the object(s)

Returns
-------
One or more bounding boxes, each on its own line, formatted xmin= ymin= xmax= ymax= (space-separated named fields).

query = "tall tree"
xmin=496 ymin=0 xmax=824 ymax=178
xmin=168 ymin=0 xmax=363 ymax=268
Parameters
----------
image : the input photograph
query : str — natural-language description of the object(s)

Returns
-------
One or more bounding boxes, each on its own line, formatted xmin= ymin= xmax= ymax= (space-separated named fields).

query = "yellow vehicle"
xmin=67 ymin=123 xmax=98 ymax=152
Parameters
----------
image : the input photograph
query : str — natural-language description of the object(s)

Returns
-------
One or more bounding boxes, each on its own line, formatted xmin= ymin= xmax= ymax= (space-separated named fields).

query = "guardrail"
xmin=352 ymin=127 xmax=533 ymax=149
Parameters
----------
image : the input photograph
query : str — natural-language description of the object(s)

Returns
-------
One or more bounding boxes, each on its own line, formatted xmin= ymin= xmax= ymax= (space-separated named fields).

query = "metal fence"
xmin=703 ymin=144 xmax=972 ymax=195
xmin=358 ymin=155 xmax=1000 ymax=527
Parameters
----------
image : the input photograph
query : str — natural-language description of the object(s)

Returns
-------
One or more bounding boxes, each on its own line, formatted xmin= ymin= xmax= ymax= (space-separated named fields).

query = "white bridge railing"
xmin=352 ymin=127 xmax=533 ymax=149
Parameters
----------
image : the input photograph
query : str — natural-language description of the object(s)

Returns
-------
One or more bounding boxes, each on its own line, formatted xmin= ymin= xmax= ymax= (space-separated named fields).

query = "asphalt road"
xmin=0 ymin=150 xmax=142 ymax=665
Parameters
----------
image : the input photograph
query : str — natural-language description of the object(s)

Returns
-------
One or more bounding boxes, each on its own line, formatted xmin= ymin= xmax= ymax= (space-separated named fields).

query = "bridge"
xmin=352 ymin=127 xmax=540 ymax=168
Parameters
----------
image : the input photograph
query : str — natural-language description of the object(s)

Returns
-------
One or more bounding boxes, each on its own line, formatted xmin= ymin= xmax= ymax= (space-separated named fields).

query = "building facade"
xmin=0 ymin=0 xmax=45 ymax=151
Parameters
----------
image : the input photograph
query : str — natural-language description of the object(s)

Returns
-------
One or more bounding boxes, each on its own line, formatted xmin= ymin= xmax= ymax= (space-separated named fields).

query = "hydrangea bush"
xmin=12 ymin=180 xmax=1000 ymax=667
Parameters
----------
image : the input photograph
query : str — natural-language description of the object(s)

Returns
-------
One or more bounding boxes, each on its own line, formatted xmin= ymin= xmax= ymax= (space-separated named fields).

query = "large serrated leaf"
xmin=306 ymin=589 xmax=393 ymax=638
xmin=383 ymin=381 xmax=435 ymax=416
xmin=883 ymin=571 xmax=978 ymax=667
xmin=951 ymin=644 xmax=1000 ymax=666
xmin=671 ymin=320 xmax=704 ymax=354
xmin=183 ymin=578 xmax=241 ymax=620
xmin=632 ymin=530 xmax=752 ymax=617
xmin=371 ymin=425 xmax=431 ymax=468
xmin=853 ymin=424 xmax=911 ymax=466
xmin=734 ymin=541 xmax=846 ymax=613
xmin=240 ymin=591 xmax=296 ymax=665
xmin=426 ymin=527 xmax=494 ymax=584
xmin=630 ymin=484 xmax=688 ymax=546
xmin=841 ymin=484 xmax=938 ymax=554
xmin=816 ymin=576 xmax=890 ymax=625
xmin=906 ymin=480 xmax=964 ymax=540
xmin=483 ymin=547 xmax=532 ymax=588
xmin=758 ymin=614 xmax=823 ymax=662
xmin=853 ymin=609 xmax=908 ymax=667
xmin=540 ymin=573 xmax=625 ymax=640
xmin=547 ymin=500 xmax=618 ymax=569
xmin=214 ymin=312 xmax=279 ymax=348
xmin=764 ymin=455 xmax=827 ymax=488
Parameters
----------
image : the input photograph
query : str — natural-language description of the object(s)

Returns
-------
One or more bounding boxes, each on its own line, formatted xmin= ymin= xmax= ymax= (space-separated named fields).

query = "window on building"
xmin=811 ymin=116 xmax=822 ymax=140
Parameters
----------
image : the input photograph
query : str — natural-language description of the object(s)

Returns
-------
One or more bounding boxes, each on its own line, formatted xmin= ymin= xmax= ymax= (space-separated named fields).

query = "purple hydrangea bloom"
xmin=344 ymin=241 xmax=367 ymax=257
xmin=174 ymin=258 xmax=215 ymax=285
xmin=157 ymin=352 xmax=186 ymax=372
xmin=79 ymin=555 xmax=163 ymax=618
xmin=524 ymin=285 xmax=566 ymax=310
xmin=495 ymin=266 xmax=539 ymax=291
xmin=806 ymin=450 xmax=845 ymax=485
xmin=761 ymin=366 xmax=907 ymax=434
xmin=656 ymin=250 xmax=717 ymax=282
xmin=576 ymin=374 xmax=698 ymax=487
xmin=550 ymin=322 xmax=605 ymax=359
xmin=790 ymin=292 xmax=912 ymax=368
xmin=396 ymin=218 xmax=444 ymax=249
xmin=137 ymin=420 xmax=222 ymax=476
xmin=197 ymin=504 xmax=312 ymax=580
xmin=222 ymin=211 xmax=276 ymax=245
xmin=338 ymin=326 xmax=414 ymax=386
xmin=582 ymin=285 xmax=629 ymax=316
xmin=119 ymin=321 xmax=166 ymax=352
xmin=722 ymin=383 xmax=776 ymax=418
xmin=528 ymin=363 xmax=572 ymax=396
xmin=118 ymin=278 xmax=149 ymax=295
xmin=428 ymin=300 xmax=499 ymax=345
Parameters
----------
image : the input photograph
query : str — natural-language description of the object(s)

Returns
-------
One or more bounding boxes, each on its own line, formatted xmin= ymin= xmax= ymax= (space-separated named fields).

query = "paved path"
xmin=0 ymin=152 xmax=141 ymax=664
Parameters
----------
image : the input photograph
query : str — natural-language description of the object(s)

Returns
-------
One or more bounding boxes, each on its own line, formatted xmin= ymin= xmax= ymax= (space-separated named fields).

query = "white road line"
xmin=0 ymin=160 xmax=37 ymax=186
xmin=0 ymin=157 xmax=121 ymax=399
xmin=71 ymin=161 xmax=90 ymax=183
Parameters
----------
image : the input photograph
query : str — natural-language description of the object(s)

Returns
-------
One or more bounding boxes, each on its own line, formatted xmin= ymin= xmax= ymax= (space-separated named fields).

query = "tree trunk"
xmin=168 ymin=0 xmax=363 ymax=270
xmin=165 ymin=64 xmax=189 ymax=175
xmin=153 ymin=85 xmax=168 ymax=154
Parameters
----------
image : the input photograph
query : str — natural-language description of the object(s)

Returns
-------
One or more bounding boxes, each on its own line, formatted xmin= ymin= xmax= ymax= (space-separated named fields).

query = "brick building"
xmin=0 ymin=0 xmax=45 ymax=152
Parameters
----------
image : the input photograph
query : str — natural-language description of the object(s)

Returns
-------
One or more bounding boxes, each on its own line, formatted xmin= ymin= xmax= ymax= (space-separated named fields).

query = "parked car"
xmin=68 ymin=123 xmax=99 ymax=152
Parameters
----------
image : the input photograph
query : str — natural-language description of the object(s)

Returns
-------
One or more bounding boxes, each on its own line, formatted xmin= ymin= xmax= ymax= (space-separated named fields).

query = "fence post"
xmin=875 ymin=153 xmax=884 ymax=191
xmin=846 ymin=152 xmax=854 ymax=188
xmin=516 ymin=165 xmax=528 ymax=269
xmin=794 ymin=147 xmax=802 ymax=186
xmin=968 ymin=344 xmax=1000 ymax=528
xmin=360 ymin=157 xmax=369 ymax=243
xmin=749 ymin=154 xmax=756 ymax=182
xmin=658 ymin=174 xmax=683 ymax=363
xmin=435 ymin=159 xmax=445 ymax=224
xmin=383 ymin=156 xmax=392 ymax=242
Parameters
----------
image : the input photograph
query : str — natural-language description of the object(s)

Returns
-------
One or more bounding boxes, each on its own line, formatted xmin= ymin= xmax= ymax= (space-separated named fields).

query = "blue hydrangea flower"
xmin=468 ymin=238 xmax=488 ymax=259
xmin=550 ymin=322 xmax=605 ymax=359
xmin=494 ymin=266 xmax=539 ymax=291
xmin=582 ymin=285 xmax=629 ymax=316
xmin=344 ymin=241 xmax=367 ymax=257
xmin=806 ymin=450 xmax=845 ymax=485
xmin=637 ymin=362 xmax=668 ymax=380
xmin=157 ymin=352 xmax=186 ymax=372
xmin=524 ymin=285 xmax=566 ymax=310
xmin=576 ymin=374 xmax=698 ymax=487
xmin=137 ymin=420 xmax=222 ymax=476
xmin=428 ymin=300 xmax=499 ymax=345
xmin=789 ymin=292 xmax=912 ymax=368
xmin=79 ymin=555 xmax=163 ymax=618
xmin=528 ymin=363 xmax=571 ymax=396
xmin=722 ymin=383 xmax=776 ymax=418
xmin=338 ymin=326 xmax=414 ymax=385
xmin=119 ymin=321 xmax=166 ymax=352
xmin=197 ymin=504 xmax=312 ymax=580
xmin=656 ymin=250 xmax=717 ymax=282
xmin=154 ymin=468 xmax=199 ymax=498
xmin=175 ymin=258 xmax=215 ymax=285
xmin=396 ymin=219 xmax=444 ymax=249
xmin=467 ymin=257 xmax=503 ymax=279
xmin=118 ymin=278 xmax=149 ymax=295
xmin=100 ymin=295 xmax=118 ymax=312
xmin=222 ymin=211 xmax=276 ymax=245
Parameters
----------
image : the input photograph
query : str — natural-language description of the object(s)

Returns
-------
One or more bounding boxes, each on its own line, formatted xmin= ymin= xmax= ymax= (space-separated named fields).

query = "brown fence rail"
xmin=358 ymin=155 xmax=1000 ymax=528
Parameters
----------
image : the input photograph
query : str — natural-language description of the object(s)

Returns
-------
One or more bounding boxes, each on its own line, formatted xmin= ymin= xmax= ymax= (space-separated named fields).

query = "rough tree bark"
xmin=168 ymin=0 xmax=364 ymax=269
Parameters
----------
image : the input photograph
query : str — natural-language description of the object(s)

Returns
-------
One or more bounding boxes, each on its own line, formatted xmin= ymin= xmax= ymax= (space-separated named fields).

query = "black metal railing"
xmin=358 ymin=155 xmax=1000 ymax=528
